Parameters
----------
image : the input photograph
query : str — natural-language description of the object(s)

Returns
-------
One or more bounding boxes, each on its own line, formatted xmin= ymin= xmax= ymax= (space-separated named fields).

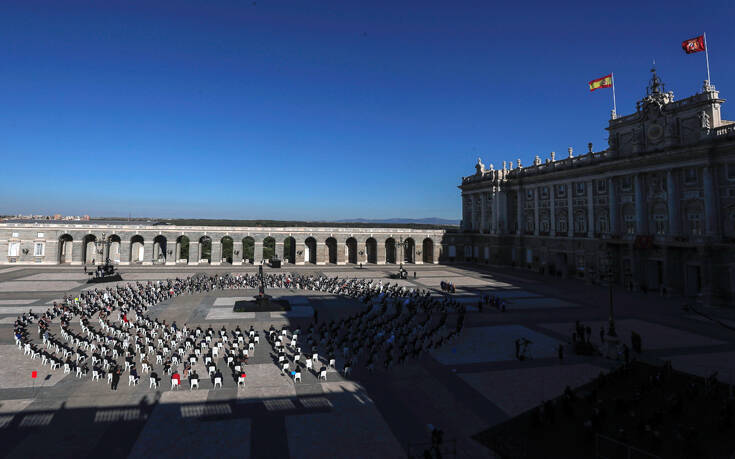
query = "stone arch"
xmin=422 ymin=238 xmax=434 ymax=264
xmin=198 ymin=236 xmax=212 ymax=263
xmin=304 ymin=237 xmax=317 ymax=264
xmin=263 ymin=237 xmax=276 ymax=261
xmin=385 ymin=238 xmax=396 ymax=264
xmin=283 ymin=236 xmax=296 ymax=264
xmin=130 ymin=235 xmax=145 ymax=263
xmin=346 ymin=237 xmax=358 ymax=264
xmin=153 ymin=235 xmax=167 ymax=264
xmin=365 ymin=238 xmax=377 ymax=264
xmin=176 ymin=235 xmax=190 ymax=263
xmin=242 ymin=237 xmax=254 ymax=263
xmin=325 ymin=237 xmax=338 ymax=264
xmin=404 ymin=238 xmax=416 ymax=263
xmin=58 ymin=234 xmax=73 ymax=264
xmin=109 ymin=235 xmax=121 ymax=263
xmin=221 ymin=236 xmax=234 ymax=264
xmin=82 ymin=234 xmax=98 ymax=265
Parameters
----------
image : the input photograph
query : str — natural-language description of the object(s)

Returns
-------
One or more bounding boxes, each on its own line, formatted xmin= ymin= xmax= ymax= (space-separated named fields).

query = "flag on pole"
xmin=682 ymin=35 xmax=705 ymax=54
xmin=589 ymin=74 xmax=612 ymax=92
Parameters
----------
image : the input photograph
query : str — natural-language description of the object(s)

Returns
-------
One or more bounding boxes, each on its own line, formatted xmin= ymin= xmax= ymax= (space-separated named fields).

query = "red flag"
xmin=682 ymin=35 xmax=705 ymax=54
xmin=31 ymin=371 xmax=37 ymax=379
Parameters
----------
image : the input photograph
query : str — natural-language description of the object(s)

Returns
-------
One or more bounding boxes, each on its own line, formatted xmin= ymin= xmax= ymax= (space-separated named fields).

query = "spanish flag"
xmin=589 ymin=74 xmax=612 ymax=92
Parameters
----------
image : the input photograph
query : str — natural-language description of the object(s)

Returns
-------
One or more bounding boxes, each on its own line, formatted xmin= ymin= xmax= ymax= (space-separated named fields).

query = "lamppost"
xmin=604 ymin=251 xmax=617 ymax=338
xmin=395 ymin=237 xmax=411 ymax=268
xmin=96 ymin=232 xmax=111 ymax=263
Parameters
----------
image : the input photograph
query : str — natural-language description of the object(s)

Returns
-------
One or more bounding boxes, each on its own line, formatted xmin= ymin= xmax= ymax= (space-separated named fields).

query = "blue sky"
xmin=1 ymin=0 xmax=733 ymax=220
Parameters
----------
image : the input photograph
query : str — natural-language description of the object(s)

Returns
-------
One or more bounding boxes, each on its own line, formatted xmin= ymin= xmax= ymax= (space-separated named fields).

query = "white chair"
xmin=171 ymin=378 xmax=180 ymax=390
xmin=278 ymin=355 xmax=285 ymax=364
xmin=254 ymin=336 xmax=260 ymax=344
xmin=214 ymin=377 xmax=222 ymax=389
xmin=329 ymin=358 xmax=336 ymax=368
xmin=92 ymin=370 xmax=101 ymax=381
xmin=212 ymin=347 xmax=219 ymax=358
xmin=64 ymin=363 xmax=71 ymax=374
xmin=149 ymin=377 xmax=158 ymax=389
xmin=305 ymin=359 xmax=313 ymax=371
xmin=320 ymin=369 xmax=327 ymax=381
xmin=156 ymin=354 xmax=163 ymax=364
xmin=248 ymin=342 xmax=255 ymax=352
xmin=205 ymin=356 xmax=212 ymax=365
xmin=234 ymin=364 xmax=241 ymax=373
xmin=107 ymin=373 xmax=113 ymax=384
xmin=237 ymin=376 xmax=246 ymax=387
xmin=312 ymin=353 xmax=318 ymax=363
xmin=294 ymin=371 xmax=302 ymax=382
xmin=208 ymin=365 xmax=216 ymax=376
xmin=189 ymin=356 xmax=197 ymax=365
xmin=281 ymin=362 xmax=290 ymax=374
xmin=76 ymin=367 xmax=83 ymax=378
xmin=142 ymin=363 xmax=150 ymax=373
xmin=128 ymin=375 xmax=138 ymax=386
xmin=190 ymin=378 xmax=199 ymax=390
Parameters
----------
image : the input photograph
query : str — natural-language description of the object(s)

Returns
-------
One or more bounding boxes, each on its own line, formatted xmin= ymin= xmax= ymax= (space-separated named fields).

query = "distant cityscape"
xmin=1 ymin=214 xmax=91 ymax=221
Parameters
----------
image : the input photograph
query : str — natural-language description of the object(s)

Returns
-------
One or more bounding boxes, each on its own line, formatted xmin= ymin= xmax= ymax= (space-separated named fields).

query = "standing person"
xmin=111 ymin=368 xmax=120 ymax=390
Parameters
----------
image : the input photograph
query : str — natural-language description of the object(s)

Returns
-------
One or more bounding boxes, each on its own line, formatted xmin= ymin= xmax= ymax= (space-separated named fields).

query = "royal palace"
xmin=456 ymin=70 xmax=735 ymax=305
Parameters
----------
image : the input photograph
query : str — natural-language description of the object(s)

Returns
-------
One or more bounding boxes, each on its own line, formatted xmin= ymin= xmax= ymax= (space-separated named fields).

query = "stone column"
xmin=480 ymin=192 xmax=487 ymax=234
xmin=567 ymin=184 xmax=574 ymax=237
xmin=634 ymin=174 xmax=647 ymax=234
xmin=142 ymin=240 xmax=153 ymax=265
xmin=337 ymin=242 xmax=346 ymax=265
xmin=516 ymin=189 xmax=523 ymax=236
xmin=253 ymin=241 xmax=263 ymax=264
xmin=232 ymin=240 xmax=243 ymax=265
xmin=377 ymin=240 xmax=386 ymax=264
xmin=188 ymin=242 xmax=199 ymax=265
xmin=491 ymin=190 xmax=499 ymax=234
xmin=667 ymin=170 xmax=680 ymax=236
xmin=71 ymin=240 xmax=83 ymax=265
xmin=703 ymin=166 xmax=718 ymax=236
xmin=211 ymin=241 xmax=222 ymax=265
xmin=549 ymin=185 xmax=556 ymax=236
xmin=468 ymin=195 xmax=475 ymax=231
xmin=461 ymin=195 xmax=469 ymax=230
xmin=499 ymin=190 xmax=507 ymax=234
xmin=608 ymin=177 xmax=617 ymax=235
xmin=120 ymin=240 xmax=130 ymax=265
xmin=587 ymin=181 xmax=594 ymax=238
xmin=533 ymin=187 xmax=540 ymax=236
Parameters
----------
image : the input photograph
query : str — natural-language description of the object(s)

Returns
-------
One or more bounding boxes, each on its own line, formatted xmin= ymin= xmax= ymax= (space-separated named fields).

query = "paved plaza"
xmin=1 ymin=264 xmax=735 ymax=458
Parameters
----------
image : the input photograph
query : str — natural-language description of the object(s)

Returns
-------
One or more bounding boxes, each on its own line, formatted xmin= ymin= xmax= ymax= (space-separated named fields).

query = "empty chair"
xmin=107 ymin=373 xmax=113 ymax=384
xmin=76 ymin=367 xmax=83 ymax=378
xmin=92 ymin=370 xmax=101 ymax=381
xmin=64 ymin=363 xmax=71 ymax=374
xmin=128 ymin=375 xmax=138 ymax=386
xmin=190 ymin=378 xmax=199 ymax=390
xmin=248 ymin=342 xmax=255 ymax=352
xmin=189 ymin=356 xmax=196 ymax=364
xmin=234 ymin=364 xmax=241 ymax=373
xmin=142 ymin=363 xmax=150 ymax=373
xmin=208 ymin=365 xmax=215 ymax=376
xmin=205 ymin=356 xmax=212 ymax=365
xmin=312 ymin=353 xmax=318 ymax=363
xmin=214 ymin=377 xmax=222 ymax=389
xmin=294 ymin=371 xmax=302 ymax=382
xmin=305 ymin=359 xmax=313 ymax=371
xmin=212 ymin=347 xmax=219 ymax=358
xmin=281 ymin=362 xmax=290 ymax=375
xmin=329 ymin=358 xmax=336 ymax=368
xmin=149 ymin=377 xmax=158 ymax=389
xmin=319 ymin=369 xmax=327 ymax=381
xmin=156 ymin=354 xmax=163 ymax=364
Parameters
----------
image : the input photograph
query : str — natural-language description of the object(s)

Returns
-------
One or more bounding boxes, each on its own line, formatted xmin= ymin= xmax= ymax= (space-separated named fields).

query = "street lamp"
xmin=96 ymin=232 xmax=111 ymax=262
xmin=604 ymin=251 xmax=617 ymax=338
xmin=395 ymin=237 xmax=411 ymax=267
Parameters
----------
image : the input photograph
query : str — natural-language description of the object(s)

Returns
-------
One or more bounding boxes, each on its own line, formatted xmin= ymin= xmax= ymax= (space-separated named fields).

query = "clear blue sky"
xmin=1 ymin=0 xmax=733 ymax=220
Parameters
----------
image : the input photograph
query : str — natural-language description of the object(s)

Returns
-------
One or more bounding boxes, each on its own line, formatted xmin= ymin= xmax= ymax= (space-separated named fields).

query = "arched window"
xmin=686 ymin=202 xmax=703 ymax=236
xmin=574 ymin=210 xmax=586 ymax=234
xmin=557 ymin=211 xmax=568 ymax=235
xmin=622 ymin=204 xmax=635 ymax=234
xmin=652 ymin=202 xmax=667 ymax=235
xmin=597 ymin=214 xmax=609 ymax=234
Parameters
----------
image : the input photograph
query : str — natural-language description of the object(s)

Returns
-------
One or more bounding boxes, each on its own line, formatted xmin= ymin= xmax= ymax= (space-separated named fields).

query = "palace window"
xmin=557 ymin=214 xmax=568 ymax=234
xmin=575 ymin=182 xmax=585 ymax=195
xmin=574 ymin=211 xmax=587 ymax=234
xmin=621 ymin=176 xmax=632 ymax=191
xmin=526 ymin=216 xmax=535 ymax=233
xmin=727 ymin=163 xmax=735 ymax=181
xmin=684 ymin=168 xmax=698 ymax=185
xmin=8 ymin=242 xmax=20 ymax=257
xmin=654 ymin=215 xmax=667 ymax=235
xmin=597 ymin=215 xmax=609 ymax=234
xmin=34 ymin=242 xmax=45 ymax=257
xmin=11 ymin=232 xmax=19 ymax=238
xmin=624 ymin=215 xmax=635 ymax=234
xmin=687 ymin=211 xmax=702 ymax=236
xmin=540 ymin=187 xmax=549 ymax=199
xmin=597 ymin=180 xmax=607 ymax=194
xmin=557 ymin=184 xmax=566 ymax=198
xmin=37 ymin=232 xmax=45 ymax=238
xmin=527 ymin=190 xmax=534 ymax=200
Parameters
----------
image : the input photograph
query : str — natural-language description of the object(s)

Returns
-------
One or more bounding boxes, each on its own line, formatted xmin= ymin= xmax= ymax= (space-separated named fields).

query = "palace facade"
xmin=458 ymin=70 xmax=735 ymax=305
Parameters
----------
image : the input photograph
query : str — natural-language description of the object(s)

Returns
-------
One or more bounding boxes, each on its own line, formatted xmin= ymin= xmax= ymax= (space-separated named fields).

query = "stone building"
xmin=458 ymin=70 xmax=735 ymax=305
xmin=0 ymin=222 xmax=445 ymax=266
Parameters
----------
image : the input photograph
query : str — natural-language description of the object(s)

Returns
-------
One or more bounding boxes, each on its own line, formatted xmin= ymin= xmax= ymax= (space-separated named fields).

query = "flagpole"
xmin=703 ymin=32 xmax=711 ymax=83
xmin=611 ymin=73 xmax=617 ymax=119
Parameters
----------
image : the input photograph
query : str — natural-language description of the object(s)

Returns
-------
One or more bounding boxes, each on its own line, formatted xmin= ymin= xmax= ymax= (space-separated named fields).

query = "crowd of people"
xmin=13 ymin=272 xmax=466 ymax=391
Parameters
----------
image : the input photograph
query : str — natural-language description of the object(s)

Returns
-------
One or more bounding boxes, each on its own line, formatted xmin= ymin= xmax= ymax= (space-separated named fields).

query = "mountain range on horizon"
xmin=333 ymin=217 xmax=460 ymax=226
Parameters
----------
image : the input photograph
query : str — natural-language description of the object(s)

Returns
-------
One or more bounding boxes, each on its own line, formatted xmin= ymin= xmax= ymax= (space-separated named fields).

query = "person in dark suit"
xmin=111 ymin=368 xmax=121 ymax=390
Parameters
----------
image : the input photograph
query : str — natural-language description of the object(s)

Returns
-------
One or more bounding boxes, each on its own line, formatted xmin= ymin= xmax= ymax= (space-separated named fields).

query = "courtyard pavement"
xmin=1 ymin=263 xmax=734 ymax=458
